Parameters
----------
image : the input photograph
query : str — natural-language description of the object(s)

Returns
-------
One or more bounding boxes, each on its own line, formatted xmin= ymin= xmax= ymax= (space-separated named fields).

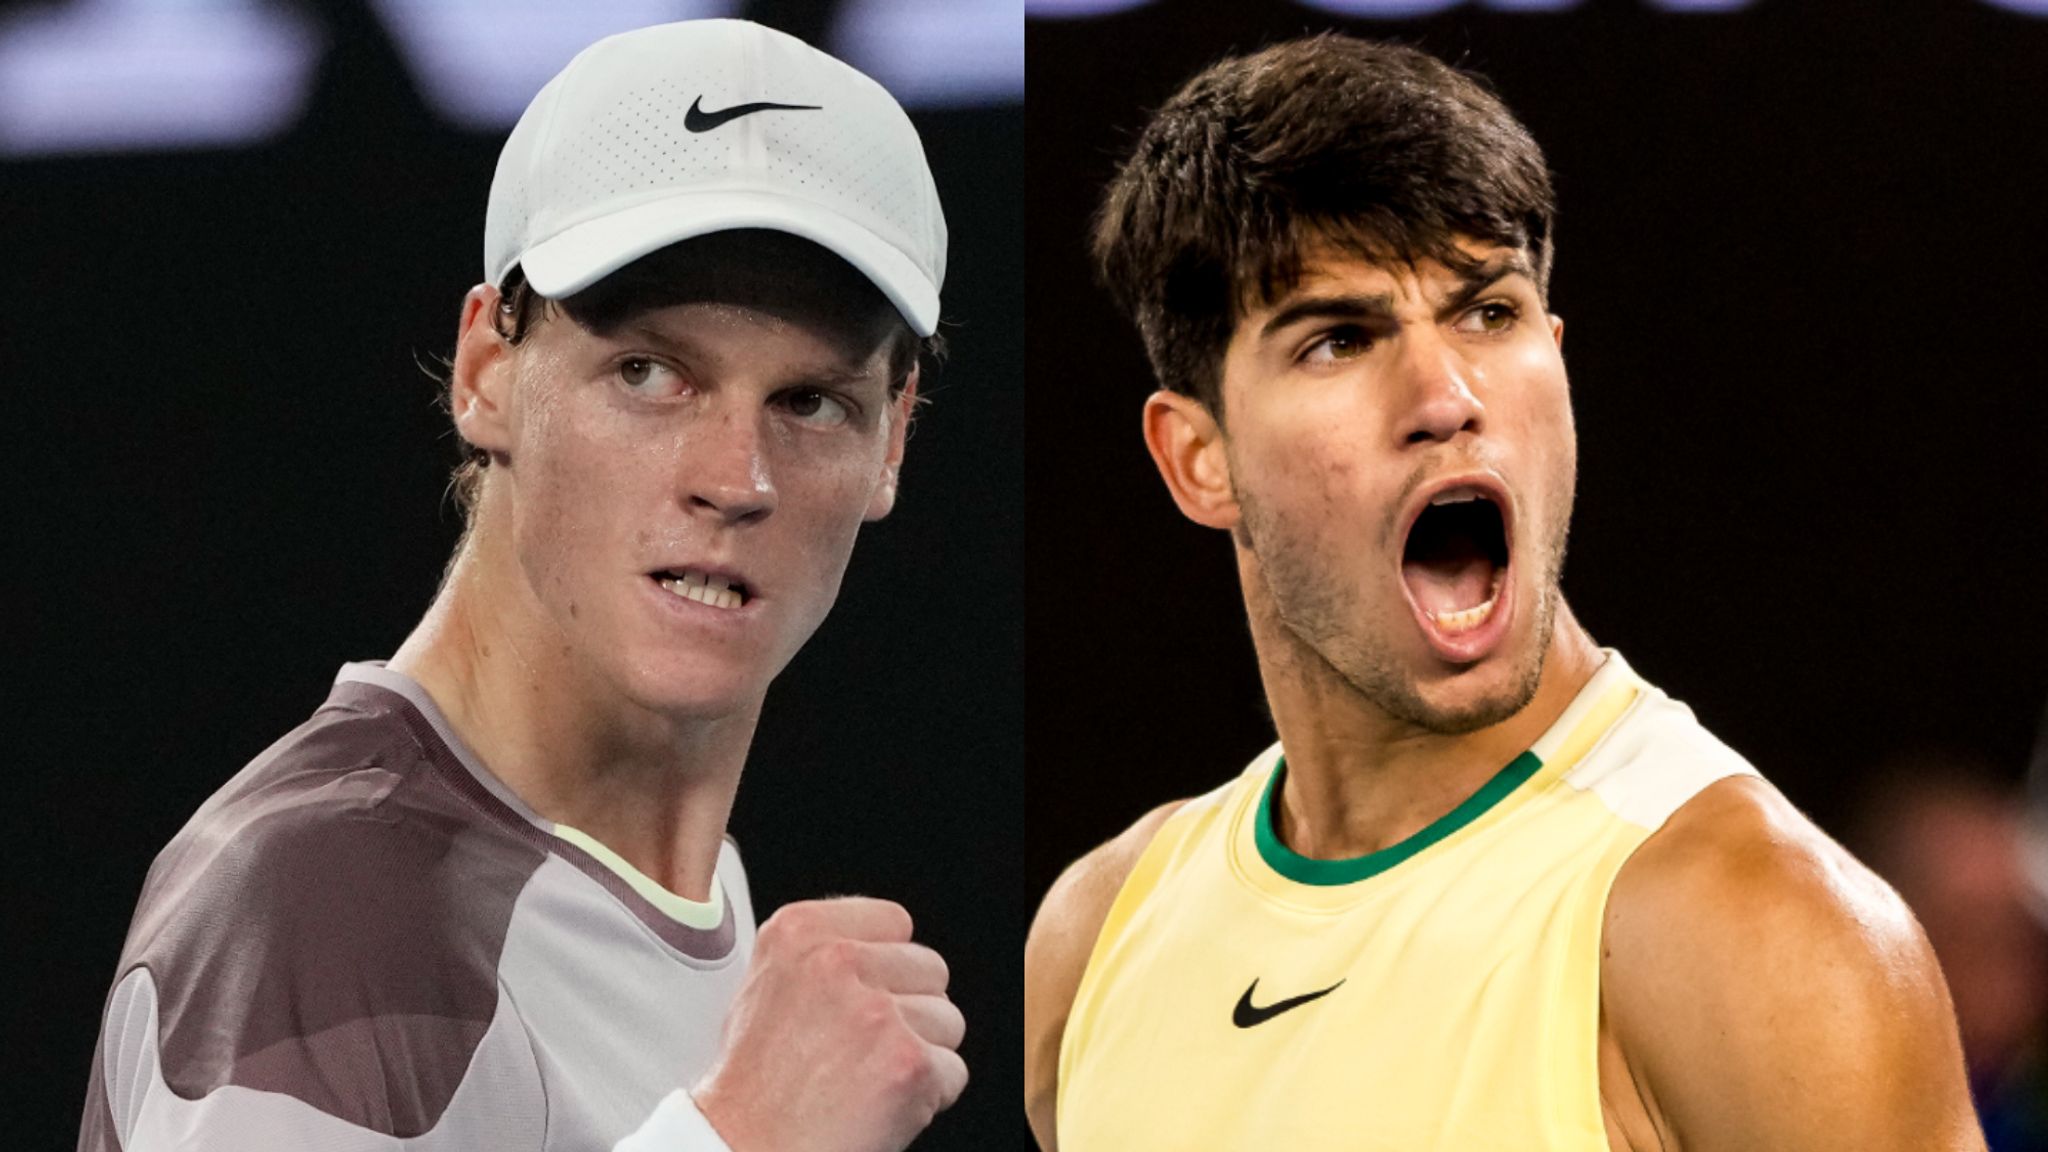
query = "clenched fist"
xmin=691 ymin=897 xmax=968 ymax=1152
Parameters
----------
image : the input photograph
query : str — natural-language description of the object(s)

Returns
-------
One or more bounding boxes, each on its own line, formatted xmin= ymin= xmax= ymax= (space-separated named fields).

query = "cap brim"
xmin=516 ymin=190 xmax=940 ymax=337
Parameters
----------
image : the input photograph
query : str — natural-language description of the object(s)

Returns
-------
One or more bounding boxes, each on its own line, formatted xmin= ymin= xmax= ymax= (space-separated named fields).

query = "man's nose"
xmin=683 ymin=406 xmax=777 ymax=525
xmin=1392 ymin=332 xmax=1485 ymax=446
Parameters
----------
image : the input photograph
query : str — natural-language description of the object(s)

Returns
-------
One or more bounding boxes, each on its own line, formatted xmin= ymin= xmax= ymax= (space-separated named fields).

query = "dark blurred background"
xmin=4 ymin=0 xmax=1019 ymax=1148
xmin=1027 ymin=0 xmax=2048 ymax=1146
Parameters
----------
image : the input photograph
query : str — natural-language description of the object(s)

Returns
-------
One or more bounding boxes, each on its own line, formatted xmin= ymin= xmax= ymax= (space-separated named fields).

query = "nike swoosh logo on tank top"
xmin=1232 ymin=978 xmax=1346 ymax=1028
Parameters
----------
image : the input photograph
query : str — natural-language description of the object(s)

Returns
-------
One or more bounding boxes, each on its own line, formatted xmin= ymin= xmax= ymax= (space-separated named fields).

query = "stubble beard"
xmin=1238 ymin=484 xmax=1571 ymax=737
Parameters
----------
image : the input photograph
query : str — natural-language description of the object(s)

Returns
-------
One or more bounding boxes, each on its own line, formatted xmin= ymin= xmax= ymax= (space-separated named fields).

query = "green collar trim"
xmin=1255 ymin=750 xmax=1545 ymax=886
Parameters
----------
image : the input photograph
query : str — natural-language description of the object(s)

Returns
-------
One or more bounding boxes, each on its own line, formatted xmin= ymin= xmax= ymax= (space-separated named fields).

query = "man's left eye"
xmin=617 ymin=357 xmax=686 ymax=397
xmin=779 ymin=388 xmax=852 ymax=427
xmin=1456 ymin=302 xmax=1519 ymax=334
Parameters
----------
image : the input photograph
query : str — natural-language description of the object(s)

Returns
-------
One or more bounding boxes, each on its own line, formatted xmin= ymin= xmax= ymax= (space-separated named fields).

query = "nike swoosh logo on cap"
xmin=684 ymin=96 xmax=822 ymax=133
xmin=1231 ymin=977 xmax=1346 ymax=1028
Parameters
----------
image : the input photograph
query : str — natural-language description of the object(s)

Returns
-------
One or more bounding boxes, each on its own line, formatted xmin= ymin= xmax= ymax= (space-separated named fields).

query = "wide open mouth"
xmin=653 ymin=567 xmax=751 ymax=610
xmin=1401 ymin=489 xmax=1509 ymax=635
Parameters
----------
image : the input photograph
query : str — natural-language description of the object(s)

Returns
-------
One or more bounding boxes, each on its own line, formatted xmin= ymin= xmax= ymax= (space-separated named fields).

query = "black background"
xmin=1027 ymin=0 xmax=2048 ymax=945
xmin=6 ymin=1 xmax=1020 ymax=1147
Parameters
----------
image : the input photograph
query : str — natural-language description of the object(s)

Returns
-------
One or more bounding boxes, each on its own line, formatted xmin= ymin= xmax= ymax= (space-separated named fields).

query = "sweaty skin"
xmin=396 ymin=279 xmax=966 ymax=1152
xmin=1025 ymin=243 xmax=1982 ymax=1151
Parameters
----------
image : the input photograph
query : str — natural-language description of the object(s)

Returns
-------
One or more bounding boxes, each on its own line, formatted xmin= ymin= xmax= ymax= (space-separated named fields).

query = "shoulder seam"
xmin=495 ymin=978 xmax=551 ymax=1152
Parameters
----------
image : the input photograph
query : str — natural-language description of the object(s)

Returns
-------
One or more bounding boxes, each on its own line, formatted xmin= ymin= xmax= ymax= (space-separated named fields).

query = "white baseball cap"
xmin=484 ymin=19 xmax=947 ymax=336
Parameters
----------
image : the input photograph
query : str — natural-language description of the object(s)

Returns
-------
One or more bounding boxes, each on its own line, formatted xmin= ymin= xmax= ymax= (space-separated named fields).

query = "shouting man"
xmin=82 ymin=20 xmax=963 ymax=1152
xmin=1026 ymin=34 xmax=1983 ymax=1152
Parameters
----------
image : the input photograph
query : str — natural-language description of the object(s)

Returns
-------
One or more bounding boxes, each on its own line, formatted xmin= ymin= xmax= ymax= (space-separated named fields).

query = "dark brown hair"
xmin=447 ymin=229 xmax=940 ymax=517
xmin=1092 ymin=35 xmax=1556 ymax=413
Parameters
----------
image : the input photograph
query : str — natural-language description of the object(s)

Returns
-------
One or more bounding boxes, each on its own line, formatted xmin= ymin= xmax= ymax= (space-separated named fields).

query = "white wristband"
xmin=612 ymin=1089 xmax=736 ymax=1152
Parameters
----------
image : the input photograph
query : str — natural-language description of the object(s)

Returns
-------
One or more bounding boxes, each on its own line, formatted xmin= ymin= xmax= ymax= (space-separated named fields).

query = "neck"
xmin=389 ymin=522 xmax=755 ymax=904
xmin=1249 ymin=588 xmax=1602 ymax=864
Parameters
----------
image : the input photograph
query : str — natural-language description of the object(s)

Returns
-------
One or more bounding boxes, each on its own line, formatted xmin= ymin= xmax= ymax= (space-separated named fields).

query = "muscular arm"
xmin=1601 ymin=776 xmax=1985 ymax=1152
xmin=1023 ymin=802 xmax=1186 ymax=1152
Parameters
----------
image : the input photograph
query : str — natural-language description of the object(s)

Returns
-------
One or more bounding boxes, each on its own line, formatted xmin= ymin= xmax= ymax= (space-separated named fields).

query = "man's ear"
xmin=450 ymin=284 xmax=518 ymax=460
xmin=1141 ymin=389 xmax=1237 ymax=530
xmin=865 ymin=364 xmax=917 ymax=521
xmin=1549 ymin=313 xmax=1565 ymax=349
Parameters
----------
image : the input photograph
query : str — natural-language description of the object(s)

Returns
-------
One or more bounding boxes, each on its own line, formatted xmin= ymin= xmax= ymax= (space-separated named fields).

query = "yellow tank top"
xmin=1057 ymin=652 xmax=1758 ymax=1151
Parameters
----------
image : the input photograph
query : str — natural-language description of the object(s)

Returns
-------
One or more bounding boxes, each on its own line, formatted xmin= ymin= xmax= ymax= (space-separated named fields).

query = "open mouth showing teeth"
xmin=1402 ymin=490 xmax=1508 ymax=636
xmin=655 ymin=569 xmax=749 ymax=610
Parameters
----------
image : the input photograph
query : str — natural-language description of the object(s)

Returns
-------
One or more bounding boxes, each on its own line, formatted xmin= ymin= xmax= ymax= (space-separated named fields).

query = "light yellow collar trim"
xmin=552 ymin=824 xmax=726 ymax=931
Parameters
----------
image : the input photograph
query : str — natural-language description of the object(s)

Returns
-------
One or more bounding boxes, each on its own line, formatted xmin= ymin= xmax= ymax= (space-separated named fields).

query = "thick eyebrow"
xmin=1257 ymin=293 xmax=1396 ymax=342
xmin=1435 ymin=253 xmax=1535 ymax=317
xmin=1256 ymin=253 xmax=1537 ymax=342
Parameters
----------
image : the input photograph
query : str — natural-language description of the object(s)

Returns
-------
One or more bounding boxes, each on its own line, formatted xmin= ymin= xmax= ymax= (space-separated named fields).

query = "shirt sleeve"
xmin=83 ymin=967 xmax=548 ymax=1152
xmin=84 ymin=968 xmax=737 ymax=1152
xmin=611 ymin=1091 xmax=737 ymax=1152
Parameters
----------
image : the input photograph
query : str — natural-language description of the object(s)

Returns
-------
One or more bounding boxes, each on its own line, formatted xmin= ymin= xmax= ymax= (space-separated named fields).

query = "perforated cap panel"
xmin=483 ymin=19 xmax=945 ymax=334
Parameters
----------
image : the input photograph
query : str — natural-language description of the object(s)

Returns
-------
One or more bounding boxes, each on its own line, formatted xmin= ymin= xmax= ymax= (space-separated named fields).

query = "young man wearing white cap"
xmin=78 ymin=20 xmax=959 ymax=1152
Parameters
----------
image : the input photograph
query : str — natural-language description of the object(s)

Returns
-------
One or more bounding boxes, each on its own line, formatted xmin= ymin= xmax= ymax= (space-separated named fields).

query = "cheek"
xmin=508 ymin=381 xmax=647 ymax=598
xmin=1236 ymin=421 xmax=1390 ymax=566
xmin=781 ymin=446 xmax=885 ymax=556
xmin=768 ymin=441 xmax=896 ymax=620
xmin=1250 ymin=390 xmax=1389 ymax=507
xmin=1497 ymin=352 xmax=1578 ymax=544
xmin=1267 ymin=441 xmax=1354 ymax=518
xmin=1501 ymin=339 xmax=1572 ymax=428
xmin=1520 ymin=355 xmax=1576 ymax=481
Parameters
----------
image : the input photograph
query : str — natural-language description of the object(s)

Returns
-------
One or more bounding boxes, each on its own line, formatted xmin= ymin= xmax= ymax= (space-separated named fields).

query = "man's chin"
xmin=1353 ymin=637 xmax=1549 ymax=737
xmin=617 ymin=660 xmax=766 ymax=722
xmin=1388 ymin=679 xmax=1534 ymax=736
xmin=1389 ymin=578 xmax=1563 ymax=735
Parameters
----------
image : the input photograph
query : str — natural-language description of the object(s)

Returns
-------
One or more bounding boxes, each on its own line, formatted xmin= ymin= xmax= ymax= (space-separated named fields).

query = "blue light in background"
xmin=1029 ymin=0 xmax=1786 ymax=16
xmin=0 ymin=0 xmax=322 ymax=155
xmin=368 ymin=0 xmax=737 ymax=131
xmin=832 ymin=0 xmax=1025 ymax=108
xmin=0 ymin=0 xmax=1023 ymax=157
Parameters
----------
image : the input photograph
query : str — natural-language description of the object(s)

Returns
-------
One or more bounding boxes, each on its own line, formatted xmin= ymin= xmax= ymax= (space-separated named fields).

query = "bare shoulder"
xmin=1024 ymin=800 xmax=1190 ymax=1151
xmin=1602 ymin=774 xmax=1983 ymax=1151
xmin=1606 ymin=775 xmax=1915 ymax=966
xmin=1029 ymin=800 xmax=1192 ymax=974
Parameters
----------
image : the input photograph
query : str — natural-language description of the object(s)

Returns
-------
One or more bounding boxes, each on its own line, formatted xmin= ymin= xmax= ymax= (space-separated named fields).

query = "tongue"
xmin=1403 ymin=552 xmax=1495 ymax=616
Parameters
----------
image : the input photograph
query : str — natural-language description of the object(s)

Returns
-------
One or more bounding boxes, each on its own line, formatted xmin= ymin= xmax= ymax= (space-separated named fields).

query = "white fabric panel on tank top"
xmin=1563 ymin=685 xmax=1760 ymax=832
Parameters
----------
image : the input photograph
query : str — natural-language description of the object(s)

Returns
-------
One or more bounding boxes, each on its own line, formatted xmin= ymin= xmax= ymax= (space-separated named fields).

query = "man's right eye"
xmin=1300 ymin=327 xmax=1372 ymax=366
